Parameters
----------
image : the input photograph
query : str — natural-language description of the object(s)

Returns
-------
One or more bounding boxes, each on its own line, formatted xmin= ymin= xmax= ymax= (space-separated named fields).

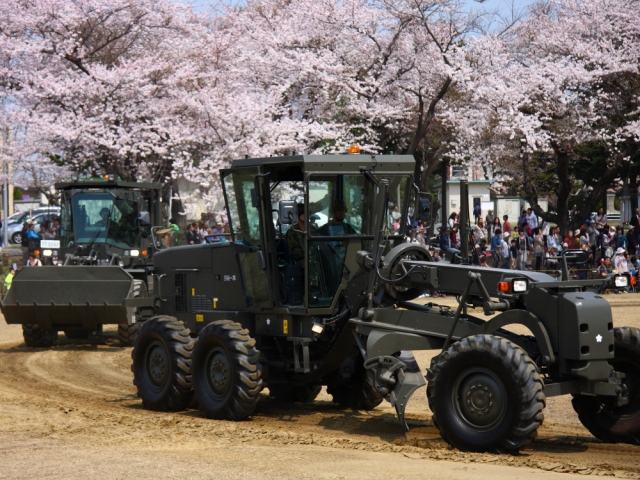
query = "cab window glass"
xmin=308 ymin=174 xmax=410 ymax=236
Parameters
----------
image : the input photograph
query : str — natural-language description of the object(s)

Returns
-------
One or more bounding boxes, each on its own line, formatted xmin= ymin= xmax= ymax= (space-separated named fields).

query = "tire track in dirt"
xmin=1 ymin=320 xmax=640 ymax=478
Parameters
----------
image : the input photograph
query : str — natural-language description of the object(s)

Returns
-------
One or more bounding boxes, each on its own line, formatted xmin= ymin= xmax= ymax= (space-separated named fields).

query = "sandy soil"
xmin=1 ymin=296 xmax=640 ymax=479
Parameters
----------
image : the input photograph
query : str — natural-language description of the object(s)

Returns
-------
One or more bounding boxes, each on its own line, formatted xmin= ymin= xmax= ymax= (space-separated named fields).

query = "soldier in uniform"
xmin=285 ymin=204 xmax=306 ymax=264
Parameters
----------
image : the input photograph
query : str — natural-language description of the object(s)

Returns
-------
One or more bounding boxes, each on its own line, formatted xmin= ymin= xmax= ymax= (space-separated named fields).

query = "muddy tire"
xmin=131 ymin=316 xmax=194 ymax=411
xmin=328 ymin=373 xmax=383 ymax=410
xmin=269 ymin=384 xmax=322 ymax=403
xmin=427 ymin=335 xmax=545 ymax=452
xmin=119 ymin=279 xmax=147 ymax=346
xmin=192 ymin=320 xmax=263 ymax=420
xmin=572 ymin=327 xmax=640 ymax=445
xmin=22 ymin=324 xmax=58 ymax=348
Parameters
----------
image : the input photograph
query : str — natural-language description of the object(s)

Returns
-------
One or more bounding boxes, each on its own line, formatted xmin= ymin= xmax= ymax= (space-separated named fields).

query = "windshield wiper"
xmin=85 ymin=212 xmax=111 ymax=255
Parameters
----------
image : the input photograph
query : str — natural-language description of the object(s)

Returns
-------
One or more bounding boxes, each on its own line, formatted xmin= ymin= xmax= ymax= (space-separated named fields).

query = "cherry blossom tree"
xmin=0 ymin=0 xmax=227 ymax=189
xmin=448 ymin=0 xmax=640 ymax=229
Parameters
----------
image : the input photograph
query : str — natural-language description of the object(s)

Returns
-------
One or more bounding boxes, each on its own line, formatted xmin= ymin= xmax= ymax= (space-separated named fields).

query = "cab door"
xmin=221 ymin=167 xmax=274 ymax=309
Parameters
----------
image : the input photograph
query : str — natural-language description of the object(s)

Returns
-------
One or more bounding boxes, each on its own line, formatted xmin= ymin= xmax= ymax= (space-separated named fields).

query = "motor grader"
xmin=130 ymin=154 xmax=640 ymax=452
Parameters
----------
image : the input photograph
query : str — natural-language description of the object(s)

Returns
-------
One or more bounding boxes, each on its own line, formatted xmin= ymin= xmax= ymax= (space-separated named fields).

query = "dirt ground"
xmin=1 ymin=297 xmax=640 ymax=479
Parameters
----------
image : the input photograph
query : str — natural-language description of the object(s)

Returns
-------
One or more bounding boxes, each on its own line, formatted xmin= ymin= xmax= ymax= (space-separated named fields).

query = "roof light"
xmin=348 ymin=144 xmax=361 ymax=155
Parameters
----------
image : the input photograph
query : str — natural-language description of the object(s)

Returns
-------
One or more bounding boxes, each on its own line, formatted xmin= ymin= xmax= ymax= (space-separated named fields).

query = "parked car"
xmin=2 ymin=208 xmax=60 ymax=244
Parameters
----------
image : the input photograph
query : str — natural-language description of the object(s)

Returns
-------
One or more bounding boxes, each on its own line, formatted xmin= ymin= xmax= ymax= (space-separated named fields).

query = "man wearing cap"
xmin=319 ymin=200 xmax=357 ymax=236
xmin=285 ymin=205 xmax=306 ymax=264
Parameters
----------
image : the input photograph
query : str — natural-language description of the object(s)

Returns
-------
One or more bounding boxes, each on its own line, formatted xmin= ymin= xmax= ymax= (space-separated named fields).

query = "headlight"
xmin=614 ymin=275 xmax=629 ymax=287
xmin=42 ymin=249 xmax=52 ymax=257
xmin=512 ymin=279 xmax=528 ymax=292
xmin=123 ymin=250 xmax=130 ymax=256
xmin=130 ymin=249 xmax=140 ymax=257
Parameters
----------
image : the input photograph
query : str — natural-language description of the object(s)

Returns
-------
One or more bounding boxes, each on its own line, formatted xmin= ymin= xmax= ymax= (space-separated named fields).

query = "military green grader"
xmin=1 ymin=178 xmax=163 ymax=346
xmin=126 ymin=154 xmax=640 ymax=452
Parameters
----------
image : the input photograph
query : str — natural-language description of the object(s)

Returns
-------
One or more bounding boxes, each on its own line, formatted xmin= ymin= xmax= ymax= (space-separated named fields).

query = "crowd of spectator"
xmin=409 ymin=205 xmax=640 ymax=285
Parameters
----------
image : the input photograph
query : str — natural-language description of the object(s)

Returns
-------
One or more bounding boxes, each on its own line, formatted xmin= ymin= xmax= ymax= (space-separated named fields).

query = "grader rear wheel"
xmin=131 ymin=316 xmax=194 ymax=411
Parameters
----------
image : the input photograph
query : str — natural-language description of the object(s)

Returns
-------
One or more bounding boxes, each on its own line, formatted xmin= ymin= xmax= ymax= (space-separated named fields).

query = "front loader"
xmin=130 ymin=154 xmax=640 ymax=452
xmin=1 ymin=179 xmax=163 ymax=346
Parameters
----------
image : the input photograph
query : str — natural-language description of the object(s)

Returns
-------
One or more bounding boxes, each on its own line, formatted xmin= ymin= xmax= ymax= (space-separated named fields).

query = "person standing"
xmin=4 ymin=266 xmax=16 ymax=292
xmin=526 ymin=208 xmax=538 ymax=235
xmin=509 ymin=239 xmax=518 ymax=270
xmin=186 ymin=223 xmax=199 ymax=245
xmin=615 ymin=227 xmax=628 ymax=251
xmin=631 ymin=208 xmax=640 ymax=229
xmin=502 ymin=215 xmax=511 ymax=235
xmin=516 ymin=230 xmax=531 ymax=270
xmin=627 ymin=226 xmax=637 ymax=255
xmin=587 ymin=220 xmax=598 ymax=263
xmin=471 ymin=218 xmax=486 ymax=244
xmin=490 ymin=228 xmax=502 ymax=268
xmin=20 ymin=221 xmax=29 ymax=264
xmin=485 ymin=210 xmax=495 ymax=233
xmin=595 ymin=207 xmax=607 ymax=231
xmin=473 ymin=204 xmax=481 ymax=224
xmin=500 ymin=233 xmax=511 ymax=269
xmin=532 ymin=228 xmax=545 ymax=271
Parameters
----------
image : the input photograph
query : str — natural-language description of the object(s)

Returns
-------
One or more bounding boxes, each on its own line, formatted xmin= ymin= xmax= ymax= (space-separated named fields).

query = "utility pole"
xmin=441 ymin=158 xmax=448 ymax=228
xmin=2 ymin=127 xmax=8 ymax=247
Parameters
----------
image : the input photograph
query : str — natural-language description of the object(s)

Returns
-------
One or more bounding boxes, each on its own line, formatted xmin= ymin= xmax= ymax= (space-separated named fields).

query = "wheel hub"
xmin=207 ymin=350 xmax=232 ymax=398
xmin=454 ymin=368 xmax=507 ymax=431
xmin=146 ymin=343 xmax=169 ymax=388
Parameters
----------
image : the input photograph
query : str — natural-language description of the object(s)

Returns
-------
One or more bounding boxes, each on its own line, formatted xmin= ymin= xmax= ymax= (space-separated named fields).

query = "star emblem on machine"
xmin=596 ymin=334 xmax=603 ymax=343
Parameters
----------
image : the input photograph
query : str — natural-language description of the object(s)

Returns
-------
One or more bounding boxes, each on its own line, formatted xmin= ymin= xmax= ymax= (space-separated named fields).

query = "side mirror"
xmin=251 ymin=188 xmax=260 ymax=208
xmin=279 ymin=201 xmax=296 ymax=225
xmin=139 ymin=211 xmax=151 ymax=226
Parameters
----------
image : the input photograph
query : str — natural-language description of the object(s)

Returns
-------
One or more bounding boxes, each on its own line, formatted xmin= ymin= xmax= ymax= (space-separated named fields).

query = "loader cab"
xmin=221 ymin=155 xmax=416 ymax=314
xmin=56 ymin=180 xmax=163 ymax=266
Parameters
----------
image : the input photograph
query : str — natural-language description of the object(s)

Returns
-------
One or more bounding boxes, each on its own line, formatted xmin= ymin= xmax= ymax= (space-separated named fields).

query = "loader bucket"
xmin=1 ymin=266 xmax=134 ymax=331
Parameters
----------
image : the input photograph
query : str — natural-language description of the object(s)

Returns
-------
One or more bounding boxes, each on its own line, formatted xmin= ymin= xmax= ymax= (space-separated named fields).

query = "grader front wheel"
xmin=427 ymin=335 xmax=545 ymax=452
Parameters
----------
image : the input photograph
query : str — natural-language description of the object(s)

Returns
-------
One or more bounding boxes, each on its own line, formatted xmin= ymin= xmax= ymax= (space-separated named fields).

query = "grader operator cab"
xmin=1 ymin=179 xmax=163 ymax=347
xmin=131 ymin=154 xmax=640 ymax=453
